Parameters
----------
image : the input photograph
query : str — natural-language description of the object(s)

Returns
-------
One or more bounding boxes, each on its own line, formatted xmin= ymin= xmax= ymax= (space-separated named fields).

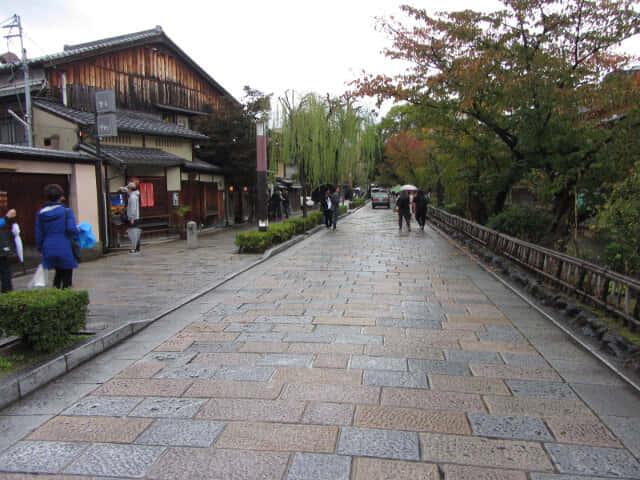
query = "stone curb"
xmin=0 ymin=203 xmax=366 ymax=410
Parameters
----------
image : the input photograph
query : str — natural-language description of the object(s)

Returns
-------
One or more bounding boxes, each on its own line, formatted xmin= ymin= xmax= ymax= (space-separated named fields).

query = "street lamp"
xmin=256 ymin=119 xmax=268 ymax=232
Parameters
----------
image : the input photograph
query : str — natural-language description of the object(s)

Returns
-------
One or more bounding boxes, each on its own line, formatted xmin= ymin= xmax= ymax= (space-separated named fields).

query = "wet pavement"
xmin=10 ymin=223 xmax=260 ymax=333
xmin=1 ymin=205 xmax=640 ymax=479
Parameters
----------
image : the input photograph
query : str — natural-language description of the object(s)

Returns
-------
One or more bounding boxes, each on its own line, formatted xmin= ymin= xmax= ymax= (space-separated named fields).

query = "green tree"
xmin=597 ymin=160 xmax=640 ymax=275
xmin=270 ymin=92 xmax=379 ymax=197
xmin=195 ymin=86 xmax=272 ymax=191
xmin=354 ymin=0 xmax=640 ymax=237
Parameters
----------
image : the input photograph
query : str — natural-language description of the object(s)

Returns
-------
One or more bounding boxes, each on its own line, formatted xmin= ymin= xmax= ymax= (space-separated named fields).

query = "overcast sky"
xmin=2 ymin=0 xmax=640 ymax=118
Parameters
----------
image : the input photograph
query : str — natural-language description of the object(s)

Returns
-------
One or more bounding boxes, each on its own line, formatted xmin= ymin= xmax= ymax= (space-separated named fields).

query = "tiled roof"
xmin=33 ymin=100 xmax=208 ymax=140
xmin=0 ymin=26 xmax=236 ymax=101
xmin=77 ymin=144 xmax=222 ymax=174
xmin=79 ymin=144 xmax=185 ymax=168
xmin=0 ymin=143 xmax=94 ymax=162
xmin=184 ymin=157 xmax=222 ymax=173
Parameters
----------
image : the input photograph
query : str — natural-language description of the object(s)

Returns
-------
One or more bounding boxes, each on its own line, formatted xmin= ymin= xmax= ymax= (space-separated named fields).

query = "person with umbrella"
xmin=396 ymin=190 xmax=412 ymax=232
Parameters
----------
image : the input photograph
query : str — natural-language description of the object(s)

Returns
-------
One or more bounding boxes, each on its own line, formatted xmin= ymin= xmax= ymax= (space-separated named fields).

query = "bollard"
xmin=186 ymin=220 xmax=198 ymax=249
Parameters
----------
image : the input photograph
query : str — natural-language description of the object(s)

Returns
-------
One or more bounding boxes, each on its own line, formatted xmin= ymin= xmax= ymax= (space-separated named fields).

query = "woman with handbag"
xmin=35 ymin=184 xmax=79 ymax=289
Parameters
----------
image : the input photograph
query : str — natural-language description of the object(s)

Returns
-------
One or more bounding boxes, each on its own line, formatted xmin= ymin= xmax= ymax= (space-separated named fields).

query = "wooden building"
xmin=0 ymin=26 xmax=241 ymax=250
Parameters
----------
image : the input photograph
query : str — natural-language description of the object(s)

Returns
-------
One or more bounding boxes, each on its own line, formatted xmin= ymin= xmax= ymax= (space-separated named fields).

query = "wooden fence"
xmin=427 ymin=206 xmax=640 ymax=329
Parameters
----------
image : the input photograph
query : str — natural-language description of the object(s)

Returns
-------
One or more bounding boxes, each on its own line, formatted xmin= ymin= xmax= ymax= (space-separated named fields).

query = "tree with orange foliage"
xmin=354 ymin=0 xmax=640 ymax=238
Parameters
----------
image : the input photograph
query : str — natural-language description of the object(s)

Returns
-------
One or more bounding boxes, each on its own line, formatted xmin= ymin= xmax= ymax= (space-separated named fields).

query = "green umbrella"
xmin=390 ymin=185 xmax=402 ymax=193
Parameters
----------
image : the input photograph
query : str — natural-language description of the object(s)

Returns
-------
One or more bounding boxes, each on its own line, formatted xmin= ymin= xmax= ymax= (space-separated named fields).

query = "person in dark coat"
xmin=396 ymin=190 xmax=411 ymax=232
xmin=281 ymin=190 xmax=290 ymax=219
xmin=321 ymin=188 xmax=332 ymax=228
xmin=412 ymin=190 xmax=428 ymax=231
xmin=35 ymin=184 xmax=79 ymax=289
xmin=270 ymin=190 xmax=282 ymax=220
xmin=330 ymin=187 xmax=341 ymax=231
xmin=0 ymin=208 xmax=17 ymax=293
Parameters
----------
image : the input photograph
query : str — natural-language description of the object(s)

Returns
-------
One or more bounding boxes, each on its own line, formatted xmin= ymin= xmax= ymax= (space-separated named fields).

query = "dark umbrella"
xmin=311 ymin=184 xmax=336 ymax=203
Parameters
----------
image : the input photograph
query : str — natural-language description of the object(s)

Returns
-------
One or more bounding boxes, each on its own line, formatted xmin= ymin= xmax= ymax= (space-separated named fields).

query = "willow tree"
xmin=270 ymin=92 xmax=379 ymax=202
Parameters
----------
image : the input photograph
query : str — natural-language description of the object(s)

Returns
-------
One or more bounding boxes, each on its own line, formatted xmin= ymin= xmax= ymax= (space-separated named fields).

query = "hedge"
xmin=234 ymin=230 xmax=274 ymax=253
xmin=0 ymin=288 xmax=89 ymax=353
xmin=235 ymin=211 xmax=330 ymax=254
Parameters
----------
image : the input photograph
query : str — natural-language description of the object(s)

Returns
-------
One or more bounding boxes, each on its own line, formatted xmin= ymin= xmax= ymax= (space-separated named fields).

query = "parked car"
xmin=371 ymin=190 xmax=391 ymax=209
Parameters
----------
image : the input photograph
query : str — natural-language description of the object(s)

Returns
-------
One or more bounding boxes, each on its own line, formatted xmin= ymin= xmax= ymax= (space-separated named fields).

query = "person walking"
xmin=35 ymin=184 xmax=79 ymax=289
xmin=281 ymin=190 xmax=290 ymax=219
xmin=321 ymin=188 xmax=332 ymax=228
xmin=396 ymin=190 xmax=411 ymax=232
xmin=270 ymin=190 xmax=282 ymax=221
xmin=413 ymin=189 xmax=428 ymax=231
xmin=330 ymin=187 xmax=341 ymax=231
xmin=125 ymin=182 xmax=141 ymax=254
xmin=0 ymin=208 xmax=17 ymax=293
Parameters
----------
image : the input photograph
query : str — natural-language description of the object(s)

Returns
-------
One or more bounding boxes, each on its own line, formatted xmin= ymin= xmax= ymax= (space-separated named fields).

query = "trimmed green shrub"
xmin=235 ymin=230 xmax=273 ymax=253
xmin=0 ymin=288 xmax=89 ymax=353
xmin=308 ymin=211 xmax=323 ymax=225
xmin=339 ymin=205 xmax=348 ymax=215
xmin=284 ymin=218 xmax=306 ymax=234
xmin=486 ymin=205 xmax=552 ymax=243
xmin=268 ymin=222 xmax=295 ymax=243
xmin=351 ymin=198 xmax=366 ymax=208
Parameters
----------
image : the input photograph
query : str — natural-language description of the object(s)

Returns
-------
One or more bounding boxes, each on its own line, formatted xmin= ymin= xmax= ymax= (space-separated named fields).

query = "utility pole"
xmin=2 ymin=15 xmax=33 ymax=146
xmin=256 ymin=120 xmax=268 ymax=231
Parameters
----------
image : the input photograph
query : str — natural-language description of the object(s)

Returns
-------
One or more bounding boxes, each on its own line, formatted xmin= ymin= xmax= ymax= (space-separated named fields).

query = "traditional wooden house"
xmin=0 ymin=26 xmax=240 ymax=250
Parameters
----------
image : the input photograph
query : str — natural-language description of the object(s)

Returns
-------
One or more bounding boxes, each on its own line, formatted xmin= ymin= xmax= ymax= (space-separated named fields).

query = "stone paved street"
xmin=10 ymin=224 xmax=260 ymax=333
xmin=2 ymin=205 xmax=640 ymax=479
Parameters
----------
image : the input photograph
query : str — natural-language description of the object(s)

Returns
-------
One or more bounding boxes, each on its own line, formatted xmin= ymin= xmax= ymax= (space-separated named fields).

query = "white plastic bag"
xmin=28 ymin=264 xmax=48 ymax=289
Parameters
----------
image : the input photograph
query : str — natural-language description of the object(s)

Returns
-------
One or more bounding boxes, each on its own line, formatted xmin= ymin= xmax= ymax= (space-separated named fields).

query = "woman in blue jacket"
xmin=36 ymin=184 xmax=79 ymax=289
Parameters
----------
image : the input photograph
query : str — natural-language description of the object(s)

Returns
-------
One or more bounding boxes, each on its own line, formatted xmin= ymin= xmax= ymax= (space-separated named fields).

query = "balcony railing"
xmin=427 ymin=206 xmax=640 ymax=329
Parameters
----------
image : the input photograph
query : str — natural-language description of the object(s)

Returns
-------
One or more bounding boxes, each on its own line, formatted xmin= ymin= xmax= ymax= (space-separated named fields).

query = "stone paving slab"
xmin=469 ymin=363 xmax=563 ymax=382
xmin=273 ymin=367 xmax=362 ymax=385
xmin=440 ymin=464 xmax=528 ymax=480
xmin=544 ymin=416 xmax=622 ymax=447
xmin=352 ymin=457 xmax=439 ymax=480
xmin=61 ymin=395 xmax=142 ymax=417
xmin=63 ymin=443 xmax=166 ymax=477
xmin=147 ymin=447 xmax=290 ymax=480
xmin=301 ymin=402 xmax=354 ymax=426
xmin=286 ymin=453 xmax=352 ymax=480
xmin=27 ymin=416 xmax=152 ymax=443
xmin=196 ymin=398 xmax=306 ymax=422
xmin=545 ymin=443 xmax=640 ymax=478
xmin=468 ymin=412 xmax=553 ymax=441
xmin=134 ymin=418 xmax=226 ymax=447
xmin=484 ymin=395 xmax=595 ymax=417
xmin=0 ymin=441 xmax=89 ymax=474
xmin=505 ymin=379 xmax=580 ymax=400
xmin=602 ymin=414 xmax=640 ymax=458
xmin=215 ymin=422 xmax=338 ymax=453
xmin=382 ymin=387 xmax=486 ymax=412
xmin=336 ymin=426 xmax=420 ymax=461
xmin=90 ymin=378 xmax=192 ymax=397
xmin=355 ymin=405 xmax=471 ymax=434
xmin=420 ymin=432 xmax=554 ymax=471
xmin=282 ymin=383 xmax=381 ymax=405
xmin=363 ymin=370 xmax=429 ymax=389
xmin=429 ymin=374 xmax=510 ymax=395
xmin=182 ymin=379 xmax=283 ymax=399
